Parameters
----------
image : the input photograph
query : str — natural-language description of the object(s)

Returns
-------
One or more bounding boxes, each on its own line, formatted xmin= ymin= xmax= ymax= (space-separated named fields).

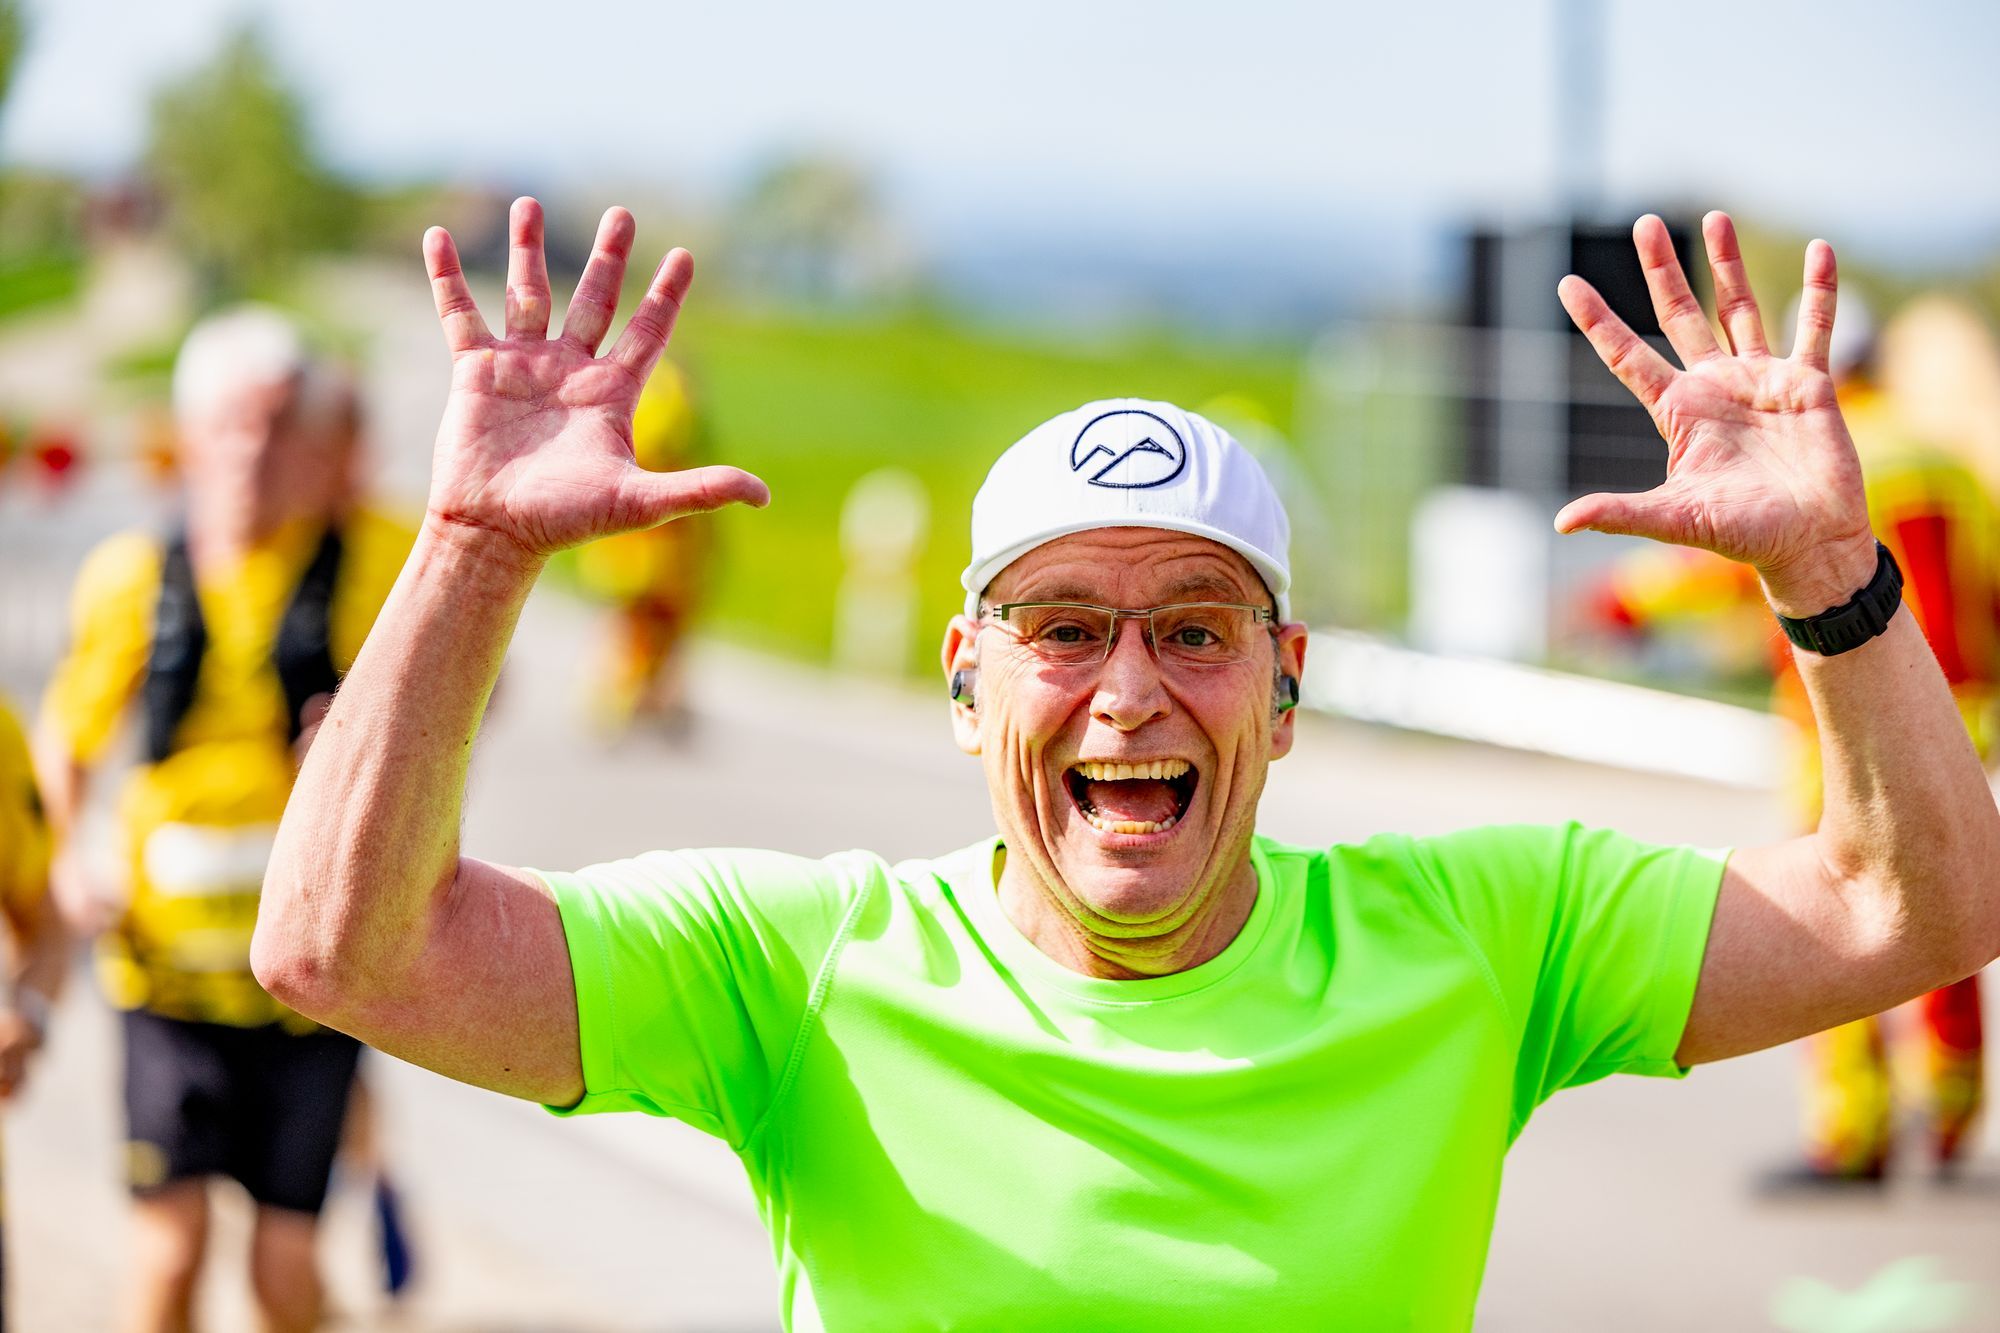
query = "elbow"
xmin=250 ymin=874 xmax=361 ymax=1026
xmin=249 ymin=911 xmax=339 ymax=1023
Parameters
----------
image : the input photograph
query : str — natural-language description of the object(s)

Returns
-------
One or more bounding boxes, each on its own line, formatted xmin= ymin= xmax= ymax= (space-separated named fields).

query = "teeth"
xmin=1073 ymin=759 xmax=1191 ymax=781
xmin=1081 ymin=810 xmax=1179 ymax=835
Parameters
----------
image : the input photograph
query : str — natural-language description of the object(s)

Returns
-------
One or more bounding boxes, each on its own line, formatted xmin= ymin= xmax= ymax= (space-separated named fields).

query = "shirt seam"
xmin=738 ymin=857 xmax=874 ymax=1149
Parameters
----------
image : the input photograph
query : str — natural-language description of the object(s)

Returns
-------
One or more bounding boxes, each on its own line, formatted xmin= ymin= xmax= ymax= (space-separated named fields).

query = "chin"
xmin=1055 ymin=845 xmax=1207 ymax=927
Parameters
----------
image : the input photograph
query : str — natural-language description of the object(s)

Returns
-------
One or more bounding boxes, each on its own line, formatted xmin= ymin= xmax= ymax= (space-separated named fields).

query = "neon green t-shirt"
xmin=540 ymin=824 xmax=1724 ymax=1330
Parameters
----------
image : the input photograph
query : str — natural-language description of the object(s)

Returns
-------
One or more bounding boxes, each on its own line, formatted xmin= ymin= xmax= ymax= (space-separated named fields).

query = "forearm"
xmin=255 ymin=515 xmax=543 ymax=1014
xmin=1789 ymin=590 xmax=2000 ymax=986
xmin=9 ymin=897 xmax=67 ymax=1004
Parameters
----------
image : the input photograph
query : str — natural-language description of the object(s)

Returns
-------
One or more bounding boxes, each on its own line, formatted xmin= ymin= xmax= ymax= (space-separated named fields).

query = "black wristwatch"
xmin=1774 ymin=541 xmax=1902 ymax=657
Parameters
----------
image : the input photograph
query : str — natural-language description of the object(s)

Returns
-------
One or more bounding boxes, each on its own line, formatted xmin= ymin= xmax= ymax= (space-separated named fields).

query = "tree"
xmin=144 ymin=25 xmax=349 ymax=304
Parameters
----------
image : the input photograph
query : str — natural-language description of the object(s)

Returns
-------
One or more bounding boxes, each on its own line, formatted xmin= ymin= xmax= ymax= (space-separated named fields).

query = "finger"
xmin=1558 ymin=275 xmax=1676 ymax=409
xmin=1702 ymin=211 xmax=1768 ymax=356
xmin=1792 ymin=239 xmax=1839 ymax=371
xmin=423 ymin=227 xmax=492 ymax=353
xmin=608 ymin=248 xmax=695 ymax=381
xmin=1633 ymin=214 xmax=1721 ymax=365
xmin=504 ymin=196 xmax=552 ymax=340
xmin=560 ymin=207 xmax=637 ymax=354
xmin=616 ymin=464 xmax=770 ymax=530
xmin=1553 ymin=488 xmax=1680 ymax=540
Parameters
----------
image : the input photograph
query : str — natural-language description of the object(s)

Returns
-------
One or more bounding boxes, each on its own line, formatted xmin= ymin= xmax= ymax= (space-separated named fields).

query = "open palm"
xmin=1557 ymin=214 xmax=1875 ymax=611
xmin=423 ymin=199 xmax=767 ymax=559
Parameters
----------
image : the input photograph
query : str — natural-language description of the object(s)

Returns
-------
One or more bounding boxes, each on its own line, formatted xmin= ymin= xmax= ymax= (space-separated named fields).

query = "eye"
xmin=1168 ymin=624 xmax=1218 ymax=647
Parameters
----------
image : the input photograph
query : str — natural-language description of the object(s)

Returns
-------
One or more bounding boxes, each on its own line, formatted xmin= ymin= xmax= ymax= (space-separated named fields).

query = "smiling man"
xmin=256 ymin=199 xmax=2000 ymax=1331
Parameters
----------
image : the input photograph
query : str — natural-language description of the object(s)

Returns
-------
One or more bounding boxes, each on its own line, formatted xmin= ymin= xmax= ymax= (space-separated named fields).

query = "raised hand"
xmin=1556 ymin=212 xmax=1877 ymax=615
xmin=422 ymin=198 xmax=768 ymax=562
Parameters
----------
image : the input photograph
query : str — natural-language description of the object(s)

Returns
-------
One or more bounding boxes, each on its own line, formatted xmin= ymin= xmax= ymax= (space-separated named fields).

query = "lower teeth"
xmin=1082 ymin=810 xmax=1178 ymax=835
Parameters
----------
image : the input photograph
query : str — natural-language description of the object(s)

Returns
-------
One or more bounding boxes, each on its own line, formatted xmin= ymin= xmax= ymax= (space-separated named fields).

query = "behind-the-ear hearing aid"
xmin=1276 ymin=674 xmax=1300 ymax=712
xmin=951 ymin=668 xmax=978 ymax=709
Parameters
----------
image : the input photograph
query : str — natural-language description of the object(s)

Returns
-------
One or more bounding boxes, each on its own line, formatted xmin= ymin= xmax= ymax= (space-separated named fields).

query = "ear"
xmin=941 ymin=615 xmax=982 ymax=756
xmin=1270 ymin=623 xmax=1308 ymax=761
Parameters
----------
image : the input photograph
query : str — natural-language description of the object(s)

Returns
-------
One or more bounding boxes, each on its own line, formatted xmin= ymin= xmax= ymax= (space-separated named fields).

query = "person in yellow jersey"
xmin=568 ymin=360 xmax=710 ymax=732
xmin=245 ymin=201 xmax=2000 ymax=1330
xmin=1583 ymin=293 xmax=1997 ymax=1186
xmin=34 ymin=307 xmax=412 ymax=1333
xmin=1 ymin=692 xmax=67 ymax=1328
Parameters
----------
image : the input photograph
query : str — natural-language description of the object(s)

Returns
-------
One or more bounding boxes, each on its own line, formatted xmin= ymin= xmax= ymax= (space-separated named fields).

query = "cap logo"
xmin=1068 ymin=409 xmax=1186 ymax=489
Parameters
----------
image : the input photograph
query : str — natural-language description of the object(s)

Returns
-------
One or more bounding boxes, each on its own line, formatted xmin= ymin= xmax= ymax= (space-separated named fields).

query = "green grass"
xmin=658 ymin=303 xmax=1307 ymax=674
xmin=0 ymin=250 xmax=83 ymax=323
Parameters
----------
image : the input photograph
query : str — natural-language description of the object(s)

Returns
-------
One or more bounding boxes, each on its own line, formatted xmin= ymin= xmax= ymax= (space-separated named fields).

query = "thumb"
xmin=1554 ymin=489 xmax=1670 ymax=539
xmin=616 ymin=464 xmax=771 ymax=530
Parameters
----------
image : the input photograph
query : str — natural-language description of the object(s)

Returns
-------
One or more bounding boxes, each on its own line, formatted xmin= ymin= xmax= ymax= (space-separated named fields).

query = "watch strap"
xmin=1775 ymin=541 xmax=1902 ymax=657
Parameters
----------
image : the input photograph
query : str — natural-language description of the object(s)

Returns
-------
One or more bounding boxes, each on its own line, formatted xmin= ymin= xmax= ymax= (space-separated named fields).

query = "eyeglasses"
xmin=982 ymin=601 xmax=1276 ymax=668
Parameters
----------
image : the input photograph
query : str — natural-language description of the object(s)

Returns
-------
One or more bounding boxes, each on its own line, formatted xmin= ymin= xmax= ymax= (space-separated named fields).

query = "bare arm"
xmin=253 ymin=198 xmax=767 ymax=1103
xmin=30 ymin=728 xmax=108 ymax=936
xmin=1555 ymin=214 xmax=2000 ymax=1066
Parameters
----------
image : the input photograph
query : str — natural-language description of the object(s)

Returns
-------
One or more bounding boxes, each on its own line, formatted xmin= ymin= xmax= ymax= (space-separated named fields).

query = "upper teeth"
xmin=1073 ymin=760 xmax=1190 ymax=781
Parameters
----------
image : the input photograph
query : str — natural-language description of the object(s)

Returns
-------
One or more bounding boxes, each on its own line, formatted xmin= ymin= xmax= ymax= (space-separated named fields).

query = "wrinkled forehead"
xmin=983 ymin=527 xmax=1274 ymax=608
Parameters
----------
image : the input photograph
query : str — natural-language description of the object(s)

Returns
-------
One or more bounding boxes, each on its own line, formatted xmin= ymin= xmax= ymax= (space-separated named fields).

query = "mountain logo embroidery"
xmin=1069 ymin=409 xmax=1188 ymax=489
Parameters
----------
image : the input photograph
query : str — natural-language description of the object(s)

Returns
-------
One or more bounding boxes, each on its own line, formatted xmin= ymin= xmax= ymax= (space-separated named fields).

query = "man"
xmin=1 ymin=691 xmax=66 ymax=1330
xmin=36 ymin=309 xmax=411 ymax=1333
xmin=256 ymin=200 xmax=2000 ymax=1329
xmin=1583 ymin=296 xmax=1997 ymax=1183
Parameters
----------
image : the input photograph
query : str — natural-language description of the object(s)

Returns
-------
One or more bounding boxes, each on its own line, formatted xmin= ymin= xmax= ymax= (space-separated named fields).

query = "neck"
xmin=184 ymin=496 xmax=292 ymax=565
xmin=994 ymin=845 xmax=1260 ymax=980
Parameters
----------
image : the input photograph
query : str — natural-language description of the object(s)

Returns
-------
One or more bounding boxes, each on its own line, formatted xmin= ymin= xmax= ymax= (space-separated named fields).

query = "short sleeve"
xmin=40 ymin=532 xmax=160 ymax=763
xmin=1405 ymin=823 xmax=1725 ymax=1129
xmin=533 ymin=847 xmax=878 ymax=1146
xmin=0 ymin=701 xmax=49 ymax=924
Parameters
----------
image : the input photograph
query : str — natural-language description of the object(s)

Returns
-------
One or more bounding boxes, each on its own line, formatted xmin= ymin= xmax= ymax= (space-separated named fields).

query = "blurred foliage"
xmin=144 ymin=25 xmax=353 ymax=306
xmin=662 ymin=300 xmax=1304 ymax=673
xmin=0 ymin=0 xmax=21 ymax=111
xmin=722 ymin=152 xmax=907 ymax=306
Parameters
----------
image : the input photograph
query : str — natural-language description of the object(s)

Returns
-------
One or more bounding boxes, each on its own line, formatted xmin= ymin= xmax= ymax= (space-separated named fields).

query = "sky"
xmin=6 ymin=0 xmax=1999 ymax=304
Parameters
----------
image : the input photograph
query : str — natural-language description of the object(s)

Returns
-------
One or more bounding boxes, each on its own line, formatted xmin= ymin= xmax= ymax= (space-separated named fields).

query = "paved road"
xmin=4 ymin=485 xmax=1997 ymax=1329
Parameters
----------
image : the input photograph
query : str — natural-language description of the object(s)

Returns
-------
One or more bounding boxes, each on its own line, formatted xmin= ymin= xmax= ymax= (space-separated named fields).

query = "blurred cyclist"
xmin=1585 ymin=292 xmax=1996 ymax=1184
xmin=34 ymin=308 xmax=412 ymax=1331
xmin=568 ymin=361 xmax=710 ymax=733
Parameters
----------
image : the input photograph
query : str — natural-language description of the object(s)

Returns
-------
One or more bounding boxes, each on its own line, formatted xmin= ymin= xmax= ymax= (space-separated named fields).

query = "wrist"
xmin=1760 ymin=534 xmax=1882 ymax=619
xmin=419 ymin=511 xmax=548 ymax=589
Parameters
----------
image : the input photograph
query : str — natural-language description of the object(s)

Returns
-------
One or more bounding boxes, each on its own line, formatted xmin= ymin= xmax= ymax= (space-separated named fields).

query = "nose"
xmin=1090 ymin=615 xmax=1171 ymax=731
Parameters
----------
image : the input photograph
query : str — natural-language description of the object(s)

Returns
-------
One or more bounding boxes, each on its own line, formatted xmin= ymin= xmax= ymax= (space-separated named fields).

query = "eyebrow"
xmin=1004 ymin=574 xmax=1255 ymax=605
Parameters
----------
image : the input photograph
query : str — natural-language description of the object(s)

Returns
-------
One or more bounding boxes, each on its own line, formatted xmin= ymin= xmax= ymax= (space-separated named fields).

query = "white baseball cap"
xmin=961 ymin=398 xmax=1293 ymax=619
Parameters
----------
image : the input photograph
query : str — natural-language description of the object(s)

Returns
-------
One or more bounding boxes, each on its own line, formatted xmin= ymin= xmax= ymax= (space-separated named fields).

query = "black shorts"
xmin=121 ymin=1008 xmax=361 ymax=1215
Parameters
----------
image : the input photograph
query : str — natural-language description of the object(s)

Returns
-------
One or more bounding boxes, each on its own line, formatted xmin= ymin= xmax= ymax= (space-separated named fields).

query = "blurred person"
xmin=256 ymin=201 xmax=2000 ymax=1329
xmin=566 ymin=360 xmax=710 ymax=733
xmin=33 ymin=308 xmax=413 ymax=1333
xmin=0 ymin=692 xmax=67 ymax=1331
xmin=1580 ymin=293 xmax=1997 ymax=1185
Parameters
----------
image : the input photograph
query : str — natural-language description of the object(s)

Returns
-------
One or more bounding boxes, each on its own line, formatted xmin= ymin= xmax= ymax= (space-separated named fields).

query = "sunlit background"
xmin=2 ymin=1 xmax=1998 ymax=1328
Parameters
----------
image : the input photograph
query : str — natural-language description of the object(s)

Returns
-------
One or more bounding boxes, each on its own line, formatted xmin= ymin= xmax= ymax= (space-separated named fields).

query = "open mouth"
xmin=1063 ymin=759 xmax=1198 ymax=836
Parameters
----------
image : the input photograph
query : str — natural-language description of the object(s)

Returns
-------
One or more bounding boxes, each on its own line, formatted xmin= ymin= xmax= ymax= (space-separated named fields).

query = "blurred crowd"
xmin=0 ymin=299 xmax=712 ymax=1330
